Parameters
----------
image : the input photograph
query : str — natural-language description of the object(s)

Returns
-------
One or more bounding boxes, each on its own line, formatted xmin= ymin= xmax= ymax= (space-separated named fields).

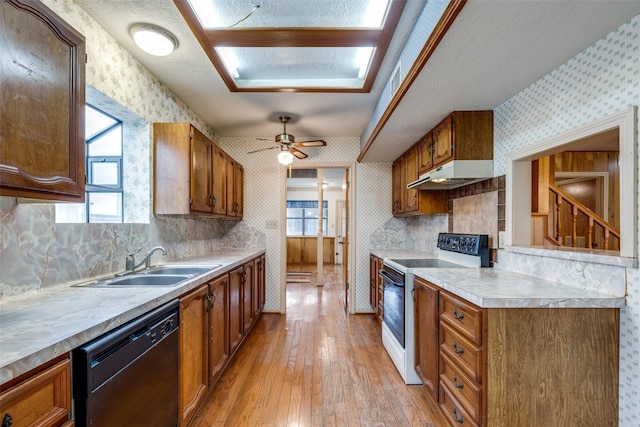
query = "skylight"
xmin=175 ymin=0 xmax=403 ymax=92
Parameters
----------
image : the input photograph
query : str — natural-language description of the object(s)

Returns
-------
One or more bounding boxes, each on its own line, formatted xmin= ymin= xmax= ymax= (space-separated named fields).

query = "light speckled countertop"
xmin=0 ymin=248 xmax=264 ymax=385
xmin=370 ymin=249 xmax=625 ymax=309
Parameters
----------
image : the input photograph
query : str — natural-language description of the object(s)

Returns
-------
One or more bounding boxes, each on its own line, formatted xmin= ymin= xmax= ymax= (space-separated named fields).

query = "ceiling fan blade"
xmin=289 ymin=147 xmax=308 ymax=159
xmin=294 ymin=139 xmax=327 ymax=147
xmin=256 ymin=137 xmax=275 ymax=142
xmin=247 ymin=146 xmax=280 ymax=154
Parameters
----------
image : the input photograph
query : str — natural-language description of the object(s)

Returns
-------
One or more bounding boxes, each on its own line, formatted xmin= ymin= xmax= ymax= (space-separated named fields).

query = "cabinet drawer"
xmin=440 ymin=352 xmax=482 ymax=424
xmin=440 ymin=322 xmax=483 ymax=384
xmin=440 ymin=291 xmax=483 ymax=345
xmin=0 ymin=359 xmax=71 ymax=427
xmin=440 ymin=382 xmax=479 ymax=427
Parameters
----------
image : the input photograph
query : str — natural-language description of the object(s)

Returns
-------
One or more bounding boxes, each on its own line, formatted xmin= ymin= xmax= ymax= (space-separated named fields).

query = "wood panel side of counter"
xmin=486 ymin=308 xmax=619 ymax=427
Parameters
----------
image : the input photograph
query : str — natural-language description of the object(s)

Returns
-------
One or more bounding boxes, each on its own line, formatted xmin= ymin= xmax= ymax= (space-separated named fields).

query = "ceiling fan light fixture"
xmin=278 ymin=151 xmax=294 ymax=165
xmin=129 ymin=23 xmax=178 ymax=56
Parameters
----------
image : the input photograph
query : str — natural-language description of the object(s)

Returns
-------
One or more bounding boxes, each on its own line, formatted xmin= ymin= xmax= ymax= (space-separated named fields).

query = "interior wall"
xmin=0 ymin=0 xmax=264 ymax=298
xmin=217 ymin=137 xmax=391 ymax=313
xmin=493 ymin=14 xmax=639 ymax=424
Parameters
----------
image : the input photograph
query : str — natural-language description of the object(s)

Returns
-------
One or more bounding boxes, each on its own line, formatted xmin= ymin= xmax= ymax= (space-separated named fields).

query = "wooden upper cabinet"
xmin=392 ymin=157 xmax=404 ymax=215
xmin=153 ymin=122 xmax=243 ymax=219
xmin=190 ymin=127 xmax=213 ymax=214
xmin=417 ymin=132 xmax=434 ymax=174
xmin=404 ymin=145 xmax=420 ymax=213
xmin=392 ymin=144 xmax=447 ymax=217
xmin=0 ymin=0 xmax=86 ymax=201
xmin=431 ymin=117 xmax=454 ymax=167
xmin=211 ymin=144 xmax=227 ymax=216
xmin=418 ymin=111 xmax=493 ymax=176
xmin=225 ymin=155 xmax=243 ymax=219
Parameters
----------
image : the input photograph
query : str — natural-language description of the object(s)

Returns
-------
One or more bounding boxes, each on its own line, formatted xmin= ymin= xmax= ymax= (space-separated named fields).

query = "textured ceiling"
xmin=190 ymin=0 xmax=386 ymax=28
xmin=73 ymin=0 xmax=640 ymax=162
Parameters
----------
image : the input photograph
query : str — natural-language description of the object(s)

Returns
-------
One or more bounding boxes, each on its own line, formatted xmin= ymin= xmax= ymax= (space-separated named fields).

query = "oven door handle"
xmin=379 ymin=270 xmax=404 ymax=287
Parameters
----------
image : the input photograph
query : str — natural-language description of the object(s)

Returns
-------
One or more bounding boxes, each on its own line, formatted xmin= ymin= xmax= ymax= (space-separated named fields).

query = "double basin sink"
xmin=76 ymin=264 xmax=222 ymax=288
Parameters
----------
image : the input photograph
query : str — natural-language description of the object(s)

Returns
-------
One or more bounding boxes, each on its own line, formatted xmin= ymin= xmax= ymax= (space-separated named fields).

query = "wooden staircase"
xmin=532 ymin=183 xmax=620 ymax=250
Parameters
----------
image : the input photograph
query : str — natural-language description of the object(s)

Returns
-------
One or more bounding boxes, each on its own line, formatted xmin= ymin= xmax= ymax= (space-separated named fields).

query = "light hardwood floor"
xmin=190 ymin=264 xmax=444 ymax=427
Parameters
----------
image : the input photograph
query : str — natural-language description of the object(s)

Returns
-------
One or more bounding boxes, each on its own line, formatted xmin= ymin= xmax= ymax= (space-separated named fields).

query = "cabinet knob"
xmin=453 ymin=308 xmax=464 ymax=320
xmin=452 ymin=341 xmax=464 ymax=354
xmin=2 ymin=413 xmax=13 ymax=427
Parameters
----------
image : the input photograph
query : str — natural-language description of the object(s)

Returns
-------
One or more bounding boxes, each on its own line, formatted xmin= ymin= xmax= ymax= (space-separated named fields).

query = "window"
xmin=286 ymin=201 xmax=328 ymax=236
xmin=55 ymin=104 xmax=124 ymax=223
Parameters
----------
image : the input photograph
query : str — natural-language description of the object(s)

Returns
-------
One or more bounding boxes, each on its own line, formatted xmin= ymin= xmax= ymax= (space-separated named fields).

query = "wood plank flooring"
xmin=191 ymin=264 xmax=443 ymax=427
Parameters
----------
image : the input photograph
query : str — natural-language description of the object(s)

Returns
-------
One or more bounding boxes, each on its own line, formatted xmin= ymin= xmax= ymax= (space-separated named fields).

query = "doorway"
xmin=280 ymin=164 xmax=354 ymax=314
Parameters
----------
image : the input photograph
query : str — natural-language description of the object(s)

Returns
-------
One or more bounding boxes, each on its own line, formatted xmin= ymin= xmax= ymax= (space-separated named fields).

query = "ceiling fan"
xmin=247 ymin=115 xmax=326 ymax=164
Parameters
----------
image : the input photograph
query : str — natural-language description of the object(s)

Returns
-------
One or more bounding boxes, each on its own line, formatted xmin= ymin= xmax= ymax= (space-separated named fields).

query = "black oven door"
xmin=380 ymin=268 xmax=405 ymax=348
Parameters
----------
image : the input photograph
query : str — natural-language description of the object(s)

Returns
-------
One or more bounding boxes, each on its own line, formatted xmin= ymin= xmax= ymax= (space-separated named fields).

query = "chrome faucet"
xmin=123 ymin=246 xmax=167 ymax=273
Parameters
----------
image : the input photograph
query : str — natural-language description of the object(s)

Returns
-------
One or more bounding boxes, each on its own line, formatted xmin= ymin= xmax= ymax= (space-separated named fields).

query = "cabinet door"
xmin=242 ymin=260 xmax=254 ymax=334
xmin=209 ymin=275 xmax=229 ymax=383
xmin=432 ymin=116 xmax=454 ymax=167
xmin=0 ymin=358 xmax=71 ymax=427
xmin=414 ymin=278 xmax=440 ymax=402
xmin=179 ymin=285 xmax=209 ymax=426
xmin=369 ymin=255 xmax=377 ymax=309
xmin=234 ymin=163 xmax=244 ymax=218
xmin=418 ymin=132 xmax=434 ymax=175
xmin=1 ymin=0 xmax=85 ymax=202
xmin=228 ymin=266 xmax=244 ymax=355
xmin=392 ymin=158 xmax=403 ymax=214
xmin=404 ymin=146 xmax=419 ymax=213
xmin=225 ymin=156 xmax=236 ymax=217
xmin=211 ymin=144 xmax=227 ymax=216
xmin=189 ymin=127 xmax=213 ymax=213
xmin=253 ymin=256 xmax=265 ymax=319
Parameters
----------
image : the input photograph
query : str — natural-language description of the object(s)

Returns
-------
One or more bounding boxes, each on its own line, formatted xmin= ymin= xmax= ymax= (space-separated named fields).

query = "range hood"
xmin=407 ymin=160 xmax=494 ymax=190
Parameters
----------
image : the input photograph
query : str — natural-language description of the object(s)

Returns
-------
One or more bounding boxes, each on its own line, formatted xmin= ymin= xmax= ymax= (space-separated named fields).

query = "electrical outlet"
xmin=498 ymin=231 xmax=506 ymax=249
xmin=265 ymin=220 xmax=278 ymax=229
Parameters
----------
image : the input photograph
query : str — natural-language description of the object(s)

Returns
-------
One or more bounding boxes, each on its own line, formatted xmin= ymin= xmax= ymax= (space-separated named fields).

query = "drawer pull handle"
xmin=453 ymin=308 xmax=464 ymax=320
xmin=452 ymin=341 xmax=464 ymax=354
xmin=2 ymin=413 xmax=13 ymax=427
xmin=452 ymin=407 xmax=464 ymax=423
xmin=453 ymin=374 xmax=464 ymax=389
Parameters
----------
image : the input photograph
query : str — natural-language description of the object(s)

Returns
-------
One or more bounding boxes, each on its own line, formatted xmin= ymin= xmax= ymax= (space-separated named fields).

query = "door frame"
xmin=279 ymin=162 xmax=356 ymax=314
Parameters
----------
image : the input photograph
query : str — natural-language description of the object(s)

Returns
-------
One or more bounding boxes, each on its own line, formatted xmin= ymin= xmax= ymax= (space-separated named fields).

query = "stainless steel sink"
xmin=74 ymin=264 xmax=222 ymax=288
xmin=140 ymin=265 xmax=221 ymax=275
xmin=76 ymin=274 xmax=191 ymax=287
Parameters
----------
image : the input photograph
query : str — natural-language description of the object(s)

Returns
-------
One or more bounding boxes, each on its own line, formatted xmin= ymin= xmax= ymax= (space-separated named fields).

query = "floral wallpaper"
xmin=0 ymin=0 xmax=264 ymax=298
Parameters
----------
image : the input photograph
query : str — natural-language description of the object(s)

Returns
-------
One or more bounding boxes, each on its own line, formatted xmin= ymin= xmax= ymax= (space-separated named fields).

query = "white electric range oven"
xmin=380 ymin=233 xmax=489 ymax=384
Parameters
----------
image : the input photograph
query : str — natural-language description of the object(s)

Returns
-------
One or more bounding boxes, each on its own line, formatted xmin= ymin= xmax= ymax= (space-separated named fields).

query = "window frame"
xmin=286 ymin=200 xmax=329 ymax=236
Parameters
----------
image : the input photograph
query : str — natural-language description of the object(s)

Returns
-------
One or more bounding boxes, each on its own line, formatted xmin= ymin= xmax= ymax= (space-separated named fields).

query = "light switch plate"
xmin=265 ymin=220 xmax=278 ymax=229
xmin=498 ymin=231 xmax=506 ymax=248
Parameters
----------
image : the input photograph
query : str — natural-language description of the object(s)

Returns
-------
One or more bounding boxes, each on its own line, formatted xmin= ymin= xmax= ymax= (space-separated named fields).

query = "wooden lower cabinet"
xmin=208 ymin=274 xmax=229 ymax=384
xmin=242 ymin=260 xmax=254 ymax=334
xmin=179 ymin=285 xmax=209 ymax=426
xmin=414 ymin=278 xmax=440 ymax=403
xmin=369 ymin=254 xmax=383 ymax=321
xmin=253 ymin=255 xmax=265 ymax=320
xmin=414 ymin=277 xmax=619 ymax=426
xmin=178 ymin=254 xmax=264 ymax=426
xmin=0 ymin=357 xmax=72 ymax=427
xmin=229 ymin=266 xmax=244 ymax=355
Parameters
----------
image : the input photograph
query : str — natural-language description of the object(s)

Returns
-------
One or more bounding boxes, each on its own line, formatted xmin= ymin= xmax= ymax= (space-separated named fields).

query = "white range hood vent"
xmin=407 ymin=160 xmax=494 ymax=190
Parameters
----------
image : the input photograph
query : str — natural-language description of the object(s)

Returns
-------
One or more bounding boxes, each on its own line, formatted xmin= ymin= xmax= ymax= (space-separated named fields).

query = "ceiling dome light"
xmin=130 ymin=23 xmax=178 ymax=56
xmin=278 ymin=151 xmax=294 ymax=165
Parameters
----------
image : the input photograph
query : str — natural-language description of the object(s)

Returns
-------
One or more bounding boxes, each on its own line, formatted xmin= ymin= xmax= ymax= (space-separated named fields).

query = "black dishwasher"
xmin=73 ymin=300 xmax=180 ymax=427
